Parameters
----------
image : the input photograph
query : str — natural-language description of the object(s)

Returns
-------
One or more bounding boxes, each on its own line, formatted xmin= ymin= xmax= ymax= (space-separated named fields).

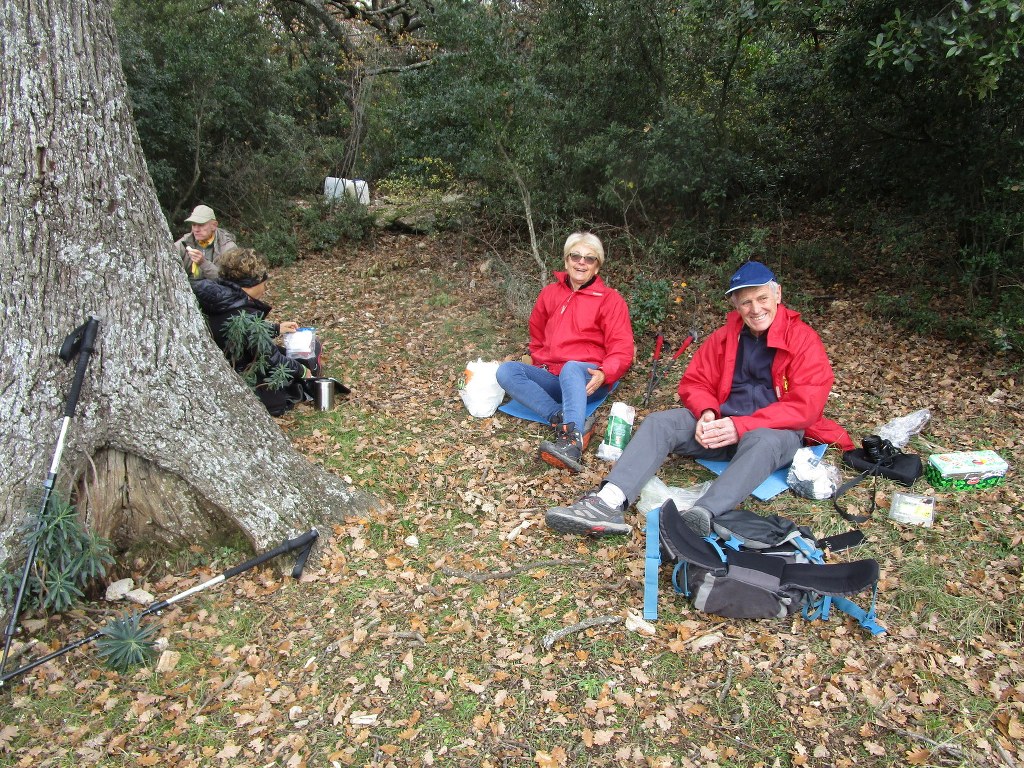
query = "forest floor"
xmin=3 ymin=227 xmax=1024 ymax=767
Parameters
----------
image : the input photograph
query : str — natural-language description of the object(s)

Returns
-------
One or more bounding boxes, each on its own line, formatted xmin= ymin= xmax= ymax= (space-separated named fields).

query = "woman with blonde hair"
xmin=497 ymin=232 xmax=634 ymax=472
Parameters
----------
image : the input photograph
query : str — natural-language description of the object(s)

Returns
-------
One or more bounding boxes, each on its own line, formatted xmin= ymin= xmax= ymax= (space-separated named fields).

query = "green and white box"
xmin=926 ymin=450 xmax=1008 ymax=491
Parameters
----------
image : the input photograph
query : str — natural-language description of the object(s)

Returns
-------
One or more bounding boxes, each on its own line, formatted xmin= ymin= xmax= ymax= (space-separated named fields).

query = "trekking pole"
xmin=641 ymin=332 xmax=664 ymax=407
xmin=650 ymin=327 xmax=700 ymax=391
xmin=0 ymin=529 xmax=319 ymax=688
xmin=1 ymin=317 xmax=101 ymax=676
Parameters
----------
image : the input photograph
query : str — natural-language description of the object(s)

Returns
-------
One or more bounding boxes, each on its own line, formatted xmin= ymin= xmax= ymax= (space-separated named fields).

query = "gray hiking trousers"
xmin=604 ymin=408 xmax=803 ymax=514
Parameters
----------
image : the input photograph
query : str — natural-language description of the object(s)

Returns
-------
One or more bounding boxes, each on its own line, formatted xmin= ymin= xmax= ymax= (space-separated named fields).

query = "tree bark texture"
xmin=0 ymin=0 xmax=376 ymax=575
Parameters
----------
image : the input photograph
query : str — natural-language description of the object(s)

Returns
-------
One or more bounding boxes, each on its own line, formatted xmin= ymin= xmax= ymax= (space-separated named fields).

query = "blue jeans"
xmin=496 ymin=361 xmax=608 ymax=430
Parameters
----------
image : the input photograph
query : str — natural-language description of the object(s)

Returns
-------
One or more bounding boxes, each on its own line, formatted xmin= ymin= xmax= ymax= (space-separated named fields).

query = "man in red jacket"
xmin=546 ymin=261 xmax=853 ymax=537
xmin=497 ymin=232 xmax=634 ymax=473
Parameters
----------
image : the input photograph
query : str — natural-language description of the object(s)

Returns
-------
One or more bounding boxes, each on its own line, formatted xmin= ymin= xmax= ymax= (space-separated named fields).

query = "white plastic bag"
xmin=596 ymin=401 xmax=635 ymax=461
xmin=636 ymin=476 xmax=713 ymax=515
xmin=459 ymin=359 xmax=505 ymax=418
xmin=284 ymin=327 xmax=317 ymax=358
xmin=786 ymin=447 xmax=841 ymax=500
xmin=876 ymin=408 xmax=931 ymax=449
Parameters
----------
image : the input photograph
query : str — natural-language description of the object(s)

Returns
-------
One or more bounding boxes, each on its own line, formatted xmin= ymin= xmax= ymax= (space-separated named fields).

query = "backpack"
xmin=643 ymin=500 xmax=885 ymax=635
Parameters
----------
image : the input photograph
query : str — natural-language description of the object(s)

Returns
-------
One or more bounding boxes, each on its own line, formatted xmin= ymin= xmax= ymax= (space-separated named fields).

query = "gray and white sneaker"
xmin=681 ymin=505 xmax=712 ymax=538
xmin=545 ymin=493 xmax=632 ymax=537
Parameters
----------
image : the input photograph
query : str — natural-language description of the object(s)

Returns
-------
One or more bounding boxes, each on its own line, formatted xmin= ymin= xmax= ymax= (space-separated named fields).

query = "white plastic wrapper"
xmin=636 ymin=476 xmax=712 ymax=515
xmin=787 ymin=447 xmax=842 ymax=500
xmin=876 ymin=408 xmax=931 ymax=449
xmin=284 ymin=327 xmax=317 ymax=358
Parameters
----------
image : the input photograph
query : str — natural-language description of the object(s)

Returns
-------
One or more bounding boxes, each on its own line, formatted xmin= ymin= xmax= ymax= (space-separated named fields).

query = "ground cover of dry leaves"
xmin=2 ymin=229 xmax=1023 ymax=768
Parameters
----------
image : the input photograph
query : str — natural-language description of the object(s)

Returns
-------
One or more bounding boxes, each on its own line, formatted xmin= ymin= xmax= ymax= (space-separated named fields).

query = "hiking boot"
xmin=581 ymin=412 xmax=598 ymax=450
xmin=538 ymin=423 xmax=584 ymax=473
xmin=545 ymin=493 xmax=632 ymax=536
xmin=681 ymin=505 xmax=713 ymax=538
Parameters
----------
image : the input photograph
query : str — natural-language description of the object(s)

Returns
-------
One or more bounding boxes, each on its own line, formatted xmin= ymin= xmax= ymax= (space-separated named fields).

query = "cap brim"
xmin=725 ymin=280 xmax=771 ymax=295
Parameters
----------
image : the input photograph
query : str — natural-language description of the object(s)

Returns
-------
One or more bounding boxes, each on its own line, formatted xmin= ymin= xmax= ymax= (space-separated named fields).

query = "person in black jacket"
xmin=192 ymin=247 xmax=319 ymax=416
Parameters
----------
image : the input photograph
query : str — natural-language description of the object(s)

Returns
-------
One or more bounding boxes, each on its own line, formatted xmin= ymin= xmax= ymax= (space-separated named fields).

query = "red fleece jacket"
xmin=527 ymin=272 xmax=635 ymax=385
xmin=678 ymin=304 xmax=853 ymax=450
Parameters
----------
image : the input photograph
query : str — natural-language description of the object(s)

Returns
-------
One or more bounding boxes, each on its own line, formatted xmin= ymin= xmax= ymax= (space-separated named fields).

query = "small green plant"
xmin=378 ymin=156 xmax=456 ymax=197
xmin=222 ymin=312 xmax=293 ymax=390
xmin=250 ymin=223 xmax=299 ymax=267
xmin=95 ymin=612 xmax=158 ymax=672
xmin=301 ymin=197 xmax=373 ymax=252
xmin=628 ymin=274 xmax=672 ymax=336
xmin=0 ymin=495 xmax=113 ymax=614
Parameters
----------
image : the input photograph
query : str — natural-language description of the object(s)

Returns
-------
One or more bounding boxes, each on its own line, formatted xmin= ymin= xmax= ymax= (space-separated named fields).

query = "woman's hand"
xmin=585 ymin=367 xmax=606 ymax=396
xmin=279 ymin=321 xmax=299 ymax=335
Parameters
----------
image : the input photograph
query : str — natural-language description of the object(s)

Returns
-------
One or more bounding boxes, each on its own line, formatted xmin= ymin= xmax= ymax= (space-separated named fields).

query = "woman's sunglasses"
xmin=567 ymin=252 xmax=598 ymax=265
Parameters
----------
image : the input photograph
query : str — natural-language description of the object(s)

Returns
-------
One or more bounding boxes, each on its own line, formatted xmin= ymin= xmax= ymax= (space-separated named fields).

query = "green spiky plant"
xmin=222 ymin=312 xmax=294 ymax=390
xmin=0 ymin=495 xmax=114 ymax=614
xmin=95 ymin=612 xmax=158 ymax=672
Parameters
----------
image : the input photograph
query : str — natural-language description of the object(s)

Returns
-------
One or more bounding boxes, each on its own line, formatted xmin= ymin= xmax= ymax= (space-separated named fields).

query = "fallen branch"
xmin=441 ymin=559 xmax=586 ymax=583
xmin=389 ymin=631 xmax=425 ymax=645
xmin=875 ymin=718 xmax=965 ymax=761
xmin=995 ymin=739 xmax=1020 ymax=768
xmin=719 ymin=663 xmax=734 ymax=704
xmin=541 ymin=615 xmax=622 ymax=650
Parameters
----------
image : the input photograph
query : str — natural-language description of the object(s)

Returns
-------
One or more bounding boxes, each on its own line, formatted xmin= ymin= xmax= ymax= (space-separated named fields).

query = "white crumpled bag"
xmin=876 ymin=408 xmax=931 ymax=449
xmin=459 ymin=359 xmax=505 ymax=418
xmin=636 ymin=476 xmax=713 ymax=515
xmin=787 ymin=446 xmax=842 ymax=500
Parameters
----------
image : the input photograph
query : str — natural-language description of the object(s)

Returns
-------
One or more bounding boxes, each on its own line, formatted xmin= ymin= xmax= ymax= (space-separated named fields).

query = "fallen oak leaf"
xmin=906 ymin=748 xmax=932 ymax=765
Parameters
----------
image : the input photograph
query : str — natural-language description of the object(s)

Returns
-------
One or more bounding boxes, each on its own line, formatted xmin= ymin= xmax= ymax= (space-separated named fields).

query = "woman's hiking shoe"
xmin=538 ymin=423 xmax=584 ymax=473
xmin=545 ymin=493 xmax=632 ymax=536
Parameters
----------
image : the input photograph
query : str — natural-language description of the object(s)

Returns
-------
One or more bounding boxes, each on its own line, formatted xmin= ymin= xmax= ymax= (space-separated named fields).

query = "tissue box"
xmin=926 ymin=450 xmax=1008 ymax=491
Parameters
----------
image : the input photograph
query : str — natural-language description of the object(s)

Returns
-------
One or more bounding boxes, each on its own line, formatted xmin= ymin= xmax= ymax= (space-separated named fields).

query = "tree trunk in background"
xmin=0 ymin=0 xmax=376 ymax=581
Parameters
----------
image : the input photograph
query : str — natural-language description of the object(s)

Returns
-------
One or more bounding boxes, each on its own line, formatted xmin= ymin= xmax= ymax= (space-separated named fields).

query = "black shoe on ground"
xmin=545 ymin=493 xmax=632 ymax=536
xmin=681 ymin=505 xmax=712 ymax=538
xmin=538 ymin=422 xmax=584 ymax=473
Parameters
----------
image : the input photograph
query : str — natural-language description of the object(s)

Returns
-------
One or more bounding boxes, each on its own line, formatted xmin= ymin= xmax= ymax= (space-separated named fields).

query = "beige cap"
xmin=184 ymin=205 xmax=216 ymax=224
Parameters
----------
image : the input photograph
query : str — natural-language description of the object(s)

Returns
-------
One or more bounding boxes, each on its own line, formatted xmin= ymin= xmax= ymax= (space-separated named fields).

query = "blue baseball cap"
xmin=725 ymin=261 xmax=775 ymax=295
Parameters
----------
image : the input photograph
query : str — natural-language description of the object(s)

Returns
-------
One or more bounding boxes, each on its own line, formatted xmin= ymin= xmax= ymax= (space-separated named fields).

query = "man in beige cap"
xmin=174 ymin=204 xmax=237 ymax=279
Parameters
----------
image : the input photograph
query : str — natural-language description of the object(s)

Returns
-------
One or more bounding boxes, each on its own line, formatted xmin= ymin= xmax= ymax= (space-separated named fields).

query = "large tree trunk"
xmin=0 ymin=0 xmax=376 ymax=579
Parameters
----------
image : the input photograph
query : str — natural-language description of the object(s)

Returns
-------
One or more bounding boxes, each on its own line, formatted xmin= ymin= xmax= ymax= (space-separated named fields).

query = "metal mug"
xmin=312 ymin=378 xmax=336 ymax=411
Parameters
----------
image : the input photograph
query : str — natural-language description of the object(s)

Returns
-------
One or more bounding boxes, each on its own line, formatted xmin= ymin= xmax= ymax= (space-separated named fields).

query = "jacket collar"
xmin=554 ymin=271 xmax=604 ymax=293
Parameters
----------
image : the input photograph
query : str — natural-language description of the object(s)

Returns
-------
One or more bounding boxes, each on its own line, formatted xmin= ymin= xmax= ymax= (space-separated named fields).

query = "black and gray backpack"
xmin=643 ymin=500 xmax=885 ymax=635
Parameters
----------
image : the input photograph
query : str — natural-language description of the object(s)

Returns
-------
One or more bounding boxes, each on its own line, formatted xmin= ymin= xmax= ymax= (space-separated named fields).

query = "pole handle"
xmin=60 ymin=317 xmax=100 ymax=419
xmin=671 ymin=334 xmax=694 ymax=360
xmin=224 ymin=529 xmax=319 ymax=579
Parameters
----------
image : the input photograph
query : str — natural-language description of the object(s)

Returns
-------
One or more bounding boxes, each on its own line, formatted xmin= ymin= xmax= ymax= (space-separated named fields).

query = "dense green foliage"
xmin=1 ymin=496 xmax=113 ymax=614
xmin=114 ymin=0 xmax=1024 ymax=353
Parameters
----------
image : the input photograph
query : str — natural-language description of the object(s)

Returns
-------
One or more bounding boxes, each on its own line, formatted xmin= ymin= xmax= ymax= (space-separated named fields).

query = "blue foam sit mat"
xmin=695 ymin=443 xmax=828 ymax=501
xmin=497 ymin=381 xmax=618 ymax=424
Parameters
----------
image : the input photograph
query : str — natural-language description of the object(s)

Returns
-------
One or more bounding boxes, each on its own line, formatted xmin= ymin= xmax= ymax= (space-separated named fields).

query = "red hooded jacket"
xmin=528 ymin=272 xmax=635 ymax=385
xmin=678 ymin=304 xmax=853 ymax=450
